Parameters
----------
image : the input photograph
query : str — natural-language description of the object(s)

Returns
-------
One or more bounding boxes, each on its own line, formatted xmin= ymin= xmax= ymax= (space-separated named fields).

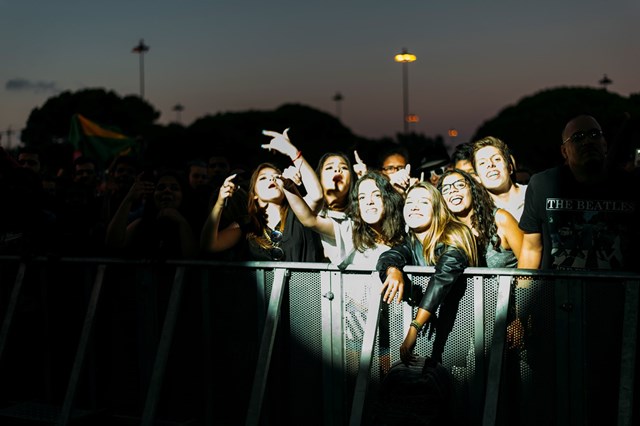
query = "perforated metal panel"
xmin=0 ymin=259 xmax=637 ymax=425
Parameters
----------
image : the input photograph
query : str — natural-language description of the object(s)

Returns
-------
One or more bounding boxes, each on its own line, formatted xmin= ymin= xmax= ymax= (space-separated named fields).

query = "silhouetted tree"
xmin=21 ymin=88 xmax=159 ymax=147
xmin=472 ymin=87 xmax=640 ymax=173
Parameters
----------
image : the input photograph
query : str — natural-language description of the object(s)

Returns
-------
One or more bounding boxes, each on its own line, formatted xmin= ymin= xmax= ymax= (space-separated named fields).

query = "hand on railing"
xmin=380 ymin=266 xmax=404 ymax=304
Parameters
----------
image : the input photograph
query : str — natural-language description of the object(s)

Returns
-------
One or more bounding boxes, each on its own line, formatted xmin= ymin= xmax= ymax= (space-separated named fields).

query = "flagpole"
xmin=132 ymin=39 xmax=150 ymax=99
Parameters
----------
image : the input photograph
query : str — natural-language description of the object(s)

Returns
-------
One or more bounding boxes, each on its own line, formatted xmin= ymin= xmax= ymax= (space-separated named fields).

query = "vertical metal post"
xmin=402 ymin=61 xmax=409 ymax=134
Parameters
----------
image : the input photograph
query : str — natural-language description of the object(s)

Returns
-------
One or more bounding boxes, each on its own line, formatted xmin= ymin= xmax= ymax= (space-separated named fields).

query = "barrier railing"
xmin=0 ymin=256 xmax=637 ymax=425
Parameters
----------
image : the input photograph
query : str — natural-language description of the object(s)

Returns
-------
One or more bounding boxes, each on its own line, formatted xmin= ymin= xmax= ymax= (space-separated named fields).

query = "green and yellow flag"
xmin=68 ymin=114 xmax=139 ymax=168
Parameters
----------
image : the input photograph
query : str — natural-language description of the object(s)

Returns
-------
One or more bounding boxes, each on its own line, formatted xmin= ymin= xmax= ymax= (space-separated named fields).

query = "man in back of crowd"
xmin=517 ymin=114 xmax=640 ymax=424
xmin=518 ymin=115 xmax=639 ymax=270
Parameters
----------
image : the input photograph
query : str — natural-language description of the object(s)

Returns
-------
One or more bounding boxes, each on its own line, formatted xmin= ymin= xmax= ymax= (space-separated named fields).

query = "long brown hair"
xmin=246 ymin=162 xmax=289 ymax=250
xmin=350 ymin=171 xmax=405 ymax=251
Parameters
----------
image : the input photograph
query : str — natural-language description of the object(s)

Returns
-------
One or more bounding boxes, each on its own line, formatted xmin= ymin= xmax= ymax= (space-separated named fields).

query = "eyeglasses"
xmin=440 ymin=179 xmax=468 ymax=195
xmin=381 ymin=165 xmax=405 ymax=173
xmin=562 ymin=128 xmax=603 ymax=145
xmin=269 ymin=229 xmax=284 ymax=260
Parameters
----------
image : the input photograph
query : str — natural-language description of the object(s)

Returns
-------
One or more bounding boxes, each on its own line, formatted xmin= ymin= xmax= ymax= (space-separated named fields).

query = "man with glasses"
xmin=517 ymin=114 xmax=640 ymax=423
xmin=17 ymin=147 xmax=42 ymax=175
xmin=378 ymin=145 xmax=416 ymax=195
xmin=518 ymin=114 xmax=639 ymax=271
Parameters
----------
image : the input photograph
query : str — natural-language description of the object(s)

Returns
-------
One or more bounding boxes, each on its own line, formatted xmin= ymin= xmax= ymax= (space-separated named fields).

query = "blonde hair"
xmin=406 ymin=181 xmax=478 ymax=266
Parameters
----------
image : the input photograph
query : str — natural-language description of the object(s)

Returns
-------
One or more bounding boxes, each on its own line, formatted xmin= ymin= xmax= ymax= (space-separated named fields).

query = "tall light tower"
xmin=4 ymin=127 xmax=13 ymax=149
xmin=333 ymin=92 xmax=343 ymax=120
xmin=394 ymin=48 xmax=417 ymax=134
xmin=132 ymin=39 xmax=150 ymax=99
xmin=173 ymin=104 xmax=185 ymax=124
xmin=599 ymin=74 xmax=612 ymax=91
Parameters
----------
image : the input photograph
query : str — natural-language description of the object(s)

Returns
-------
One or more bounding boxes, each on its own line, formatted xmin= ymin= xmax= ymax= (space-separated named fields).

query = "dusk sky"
xmin=1 ymin=0 xmax=638 ymax=153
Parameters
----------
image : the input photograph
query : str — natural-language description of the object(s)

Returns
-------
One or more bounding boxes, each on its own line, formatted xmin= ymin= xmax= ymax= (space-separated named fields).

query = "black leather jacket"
xmin=376 ymin=239 xmax=469 ymax=313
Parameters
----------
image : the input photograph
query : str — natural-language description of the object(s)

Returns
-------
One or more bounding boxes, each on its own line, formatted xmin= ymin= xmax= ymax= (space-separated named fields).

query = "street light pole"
xmin=173 ymin=104 xmax=184 ymax=124
xmin=333 ymin=92 xmax=343 ymax=120
xmin=132 ymin=39 xmax=150 ymax=99
xmin=394 ymin=48 xmax=417 ymax=134
xmin=599 ymin=74 xmax=612 ymax=91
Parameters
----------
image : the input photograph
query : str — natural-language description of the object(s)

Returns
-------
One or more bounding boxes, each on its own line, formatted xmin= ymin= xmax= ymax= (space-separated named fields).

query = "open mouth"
xmin=449 ymin=196 xmax=463 ymax=206
xmin=486 ymin=171 xmax=500 ymax=179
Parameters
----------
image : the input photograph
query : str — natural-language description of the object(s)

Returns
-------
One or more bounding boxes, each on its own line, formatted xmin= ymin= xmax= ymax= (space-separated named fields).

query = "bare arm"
xmin=277 ymin=175 xmax=336 ymax=238
xmin=517 ymin=233 xmax=543 ymax=269
xmin=105 ymin=177 xmax=153 ymax=249
xmin=261 ymin=128 xmax=324 ymax=212
xmin=495 ymin=208 xmax=524 ymax=259
xmin=200 ymin=175 xmax=243 ymax=252
xmin=400 ymin=307 xmax=433 ymax=365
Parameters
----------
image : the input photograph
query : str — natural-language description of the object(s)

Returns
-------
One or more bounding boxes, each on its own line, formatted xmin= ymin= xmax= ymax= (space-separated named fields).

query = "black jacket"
xmin=376 ymin=239 xmax=469 ymax=313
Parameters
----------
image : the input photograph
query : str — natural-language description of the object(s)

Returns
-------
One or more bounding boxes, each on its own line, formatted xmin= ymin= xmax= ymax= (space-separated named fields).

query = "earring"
xmin=405 ymin=224 xmax=410 ymax=234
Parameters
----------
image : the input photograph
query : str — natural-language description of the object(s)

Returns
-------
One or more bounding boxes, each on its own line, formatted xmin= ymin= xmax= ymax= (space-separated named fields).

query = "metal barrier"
xmin=0 ymin=256 xmax=637 ymax=425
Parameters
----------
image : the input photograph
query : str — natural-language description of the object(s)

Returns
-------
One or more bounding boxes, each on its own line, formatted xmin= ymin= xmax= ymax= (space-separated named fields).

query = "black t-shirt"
xmin=519 ymin=165 xmax=639 ymax=271
xmin=244 ymin=210 xmax=324 ymax=263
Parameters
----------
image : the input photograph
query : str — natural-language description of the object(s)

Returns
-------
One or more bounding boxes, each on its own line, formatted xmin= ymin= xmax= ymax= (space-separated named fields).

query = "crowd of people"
xmin=1 ymin=115 xmax=639 ymax=355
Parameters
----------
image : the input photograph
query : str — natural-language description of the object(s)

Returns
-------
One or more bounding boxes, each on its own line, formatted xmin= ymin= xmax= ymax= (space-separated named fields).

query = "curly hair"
xmin=405 ymin=181 xmax=478 ymax=267
xmin=437 ymin=169 xmax=499 ymax=254
xmin=350 ymin=171 xmax=405 ymax=251
xmin=245 ymin=162 xmax=289 ymax=250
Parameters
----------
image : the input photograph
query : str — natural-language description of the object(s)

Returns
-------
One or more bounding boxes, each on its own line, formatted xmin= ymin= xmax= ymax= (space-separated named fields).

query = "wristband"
xmin=410 ymin=320 xmax=423 ymax=332
xmin=292 ymin=151 xmax=302 ymax=162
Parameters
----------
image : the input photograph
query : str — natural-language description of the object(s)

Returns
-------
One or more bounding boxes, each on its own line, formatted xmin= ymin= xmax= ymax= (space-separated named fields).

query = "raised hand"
xmin=126 ymin=172 xmax=154 ymax=202
xmin=216 ymin=174 xmax=237 ymax=207
xmin=388 ymin=163 xmax=412 ymax=192
xmin=261 ymin=128 xmax=298 ymax=159
xmin=353 ymin=150 xmax=367 ymax=179
xmin=281 ymin=165 xmax=302 ymax=186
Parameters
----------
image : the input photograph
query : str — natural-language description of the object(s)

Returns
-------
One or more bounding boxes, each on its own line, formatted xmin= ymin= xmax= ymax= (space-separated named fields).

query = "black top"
xmin=377 ymin=239 xmax=469 ymax=313
xmin=244 ymin=210 xmax=324 ymax=263
xmin=519 ymin=165 xmax=640 ymax=271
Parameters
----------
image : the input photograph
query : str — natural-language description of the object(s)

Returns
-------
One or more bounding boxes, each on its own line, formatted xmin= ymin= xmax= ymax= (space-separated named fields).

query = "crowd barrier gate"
xmin=0 ymin=256 xmax=637 ymax=425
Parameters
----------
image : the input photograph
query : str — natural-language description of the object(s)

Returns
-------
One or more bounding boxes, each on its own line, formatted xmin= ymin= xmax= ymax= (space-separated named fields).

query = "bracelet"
xmin=292 ymin=151 xmax=302 ymax=162
xmin=410 ymin=320 xmax=423 ymax=332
